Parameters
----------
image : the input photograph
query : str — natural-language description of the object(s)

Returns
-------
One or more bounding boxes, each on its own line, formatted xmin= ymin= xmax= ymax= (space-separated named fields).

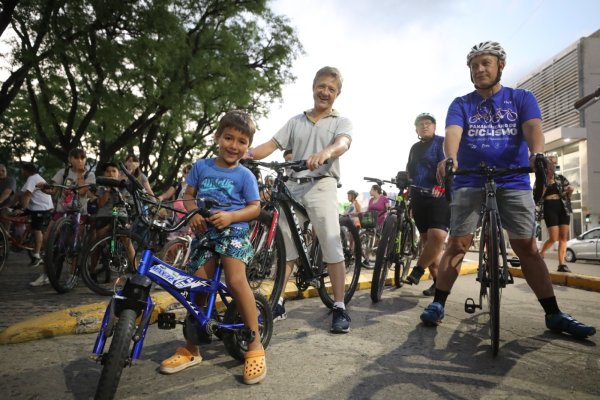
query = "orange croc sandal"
xmin=159 ymin=347 xmax=202 ymax=374
xmin=243 ymin=349 xmax=267 ymax=384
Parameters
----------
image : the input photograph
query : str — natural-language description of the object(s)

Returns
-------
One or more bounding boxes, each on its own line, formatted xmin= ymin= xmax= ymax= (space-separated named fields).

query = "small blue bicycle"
xmin=91 ymin=165 xmax=273 ymax=400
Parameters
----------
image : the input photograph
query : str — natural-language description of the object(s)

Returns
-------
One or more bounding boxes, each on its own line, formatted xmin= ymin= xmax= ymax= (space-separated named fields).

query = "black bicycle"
xmin=444 ymin=155 xmax=546 ymax=356
xmin=244 ymin=160 xmax=362 ymax=308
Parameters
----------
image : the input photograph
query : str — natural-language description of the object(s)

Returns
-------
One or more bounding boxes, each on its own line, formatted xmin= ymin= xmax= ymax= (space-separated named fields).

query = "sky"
xmin=255 ymin=0 xmax=600 ymax=203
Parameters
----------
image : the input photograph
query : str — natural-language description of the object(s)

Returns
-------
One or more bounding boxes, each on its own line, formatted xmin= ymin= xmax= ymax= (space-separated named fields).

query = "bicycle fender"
xmin=115 ymin=274 xmax=152 ymax=316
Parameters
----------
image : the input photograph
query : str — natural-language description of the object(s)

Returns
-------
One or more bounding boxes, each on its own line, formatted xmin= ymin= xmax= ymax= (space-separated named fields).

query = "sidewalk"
xmin=1 ymin=249 xmax=599 ymax=345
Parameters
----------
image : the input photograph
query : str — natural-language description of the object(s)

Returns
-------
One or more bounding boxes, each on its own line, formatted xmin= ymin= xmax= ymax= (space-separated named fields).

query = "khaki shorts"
xmin=278 ymin=177 xmax=344 ymax=264
xmin=450 ymin=188 xmax=536 ymax=239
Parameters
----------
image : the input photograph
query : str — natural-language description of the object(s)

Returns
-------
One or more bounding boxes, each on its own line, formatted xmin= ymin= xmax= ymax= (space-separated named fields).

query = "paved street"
xmin=0 ymin=257 xmax=599 ymax=399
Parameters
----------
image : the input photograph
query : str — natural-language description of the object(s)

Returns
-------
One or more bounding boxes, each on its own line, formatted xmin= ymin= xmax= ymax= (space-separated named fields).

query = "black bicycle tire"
xmin=94 ymin=308 xmax=137 ymax=400
xmin=45 ymin=217 xmax=79 ymax=293
xmin=488 ymin=211 xmax=501 ymax=356
xmin=0 ymin=225 xmax=8 ymax=273
xmin=81 ymin=230 xmax=143 ymax=296
xmin=316 ymin=217 xmax=362 ymax=308
xmin=248 ymin=210 xmax=286 ymax=310
xmin=222 ymin=293 xmax=273 ymax=362
xmin=395 ymin=218 xmax=414 ymax=287
xmin=371 ymin=214 xmax=397 ymax=302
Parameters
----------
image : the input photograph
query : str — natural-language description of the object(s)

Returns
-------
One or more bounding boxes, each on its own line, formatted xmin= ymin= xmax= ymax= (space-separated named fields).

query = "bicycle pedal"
xmin=464 ymin=298 xmax=478 ymax=314
xmin=157 ymin=312 xmax=177 ymax=329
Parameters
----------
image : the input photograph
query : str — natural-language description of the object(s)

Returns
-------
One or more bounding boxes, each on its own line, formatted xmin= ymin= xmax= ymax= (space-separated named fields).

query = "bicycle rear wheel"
xmin=81 ymin=230 xmax=143 ymax=296
xmin=315 ymin=217 xmax=362 ymax=308
xmin=248 ymin=210 xmax=286 ymax=310
xmin=45 ymin=217 xmax=79 ymax=293
xmin=222 ymin=292 xmax=273 ymax=362
xmin=94 ymin=308 xmax=137 ymax=400
xmin=159 ymin=237 xmax=190 ymax=270
xmin=371 ymin=214 xmax=397 ymax=302
xmin=487 ymin=211 xmax=501 ymax=356
xmin=395 ymin=218 xmax=415 ymax=288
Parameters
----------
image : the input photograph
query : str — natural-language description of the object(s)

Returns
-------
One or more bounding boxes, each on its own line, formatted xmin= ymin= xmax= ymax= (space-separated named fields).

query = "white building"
xmin=516 ymin=28 xmax=600 ymax=237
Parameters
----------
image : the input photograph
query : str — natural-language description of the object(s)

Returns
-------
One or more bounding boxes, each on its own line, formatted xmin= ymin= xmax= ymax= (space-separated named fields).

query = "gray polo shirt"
xmin=272 ymin=109 xmax=352 ymax=181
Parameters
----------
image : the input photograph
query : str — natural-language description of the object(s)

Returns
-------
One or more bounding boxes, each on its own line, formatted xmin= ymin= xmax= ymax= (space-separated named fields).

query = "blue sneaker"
xmin=545 ymin=312 xmax=596 ymax=339
xmin=420 ymin=302 xmax=444 ymax=326
xmin=331 ymin=307 xmax=351 ymax=333
xmin=273 ymin=301 xmax=287 ymax=322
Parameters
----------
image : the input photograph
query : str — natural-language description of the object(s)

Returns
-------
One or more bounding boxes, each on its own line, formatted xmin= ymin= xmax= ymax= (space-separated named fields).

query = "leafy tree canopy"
xmin=0 ymin=0 xmax=303 ymax=191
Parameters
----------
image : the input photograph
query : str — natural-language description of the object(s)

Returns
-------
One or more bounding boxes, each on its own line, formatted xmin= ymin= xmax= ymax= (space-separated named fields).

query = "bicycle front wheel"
xmin=395 ymin=217 xmax=415 ymax=288
xmin=315 ymin=217 xmax=362 ymax=308
xmin=81 ymin=230 xmax=143 ymax=296
xmin=487 ymin=211 xmax=501 ymax=356
xmin=247 ymin=210 xmax=286 ymax=310
xmin=45 ymin=217 xmax=79 ymax=293
xmin=371 ymin=214 xmax=398 ymax=302
xmin=94 ymin=308 xmax=137 ymax=400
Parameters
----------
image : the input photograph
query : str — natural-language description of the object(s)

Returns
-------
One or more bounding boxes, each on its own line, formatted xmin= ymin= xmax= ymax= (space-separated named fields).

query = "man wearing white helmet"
xmin=421 ymin=41 xmax=596 ymax=339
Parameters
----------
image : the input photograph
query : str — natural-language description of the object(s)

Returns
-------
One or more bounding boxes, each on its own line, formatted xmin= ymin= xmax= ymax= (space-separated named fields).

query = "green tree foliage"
xmin=0 ymin=0 xmax=302 ymax=191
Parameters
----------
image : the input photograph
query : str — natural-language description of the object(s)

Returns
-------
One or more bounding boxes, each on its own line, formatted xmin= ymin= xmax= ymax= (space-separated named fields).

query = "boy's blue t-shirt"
xmin=445 ymin=86 xmax=542 ymax=190
xmin=186 ymin=158 xmax=260 ymax=230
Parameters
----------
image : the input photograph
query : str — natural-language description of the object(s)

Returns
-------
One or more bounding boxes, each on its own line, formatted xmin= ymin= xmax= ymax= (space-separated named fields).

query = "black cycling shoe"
xmin=406 ymin=266 xmax=425 ymax=285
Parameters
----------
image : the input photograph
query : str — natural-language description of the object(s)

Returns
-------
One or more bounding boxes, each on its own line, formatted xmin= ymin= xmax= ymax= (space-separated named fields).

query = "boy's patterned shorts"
xmin=186 ymin=226 xmax=254 ymax=274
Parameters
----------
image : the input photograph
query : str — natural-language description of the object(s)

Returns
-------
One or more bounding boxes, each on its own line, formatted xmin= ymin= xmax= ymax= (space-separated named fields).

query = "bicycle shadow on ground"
xmin=276 ymin=289 xmax=421 ymax=341
xmin=345 ymin=311 xmax=598 ymax=399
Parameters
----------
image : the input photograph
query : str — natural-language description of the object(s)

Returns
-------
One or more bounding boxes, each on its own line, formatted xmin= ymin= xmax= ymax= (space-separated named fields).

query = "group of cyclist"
xmin=4 ymin=40 xmax=597 ymax=386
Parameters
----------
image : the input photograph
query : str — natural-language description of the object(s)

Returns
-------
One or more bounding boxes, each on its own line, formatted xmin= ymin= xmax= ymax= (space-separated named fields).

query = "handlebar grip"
xmin=574 ymin=87 xmax=600 ymax=110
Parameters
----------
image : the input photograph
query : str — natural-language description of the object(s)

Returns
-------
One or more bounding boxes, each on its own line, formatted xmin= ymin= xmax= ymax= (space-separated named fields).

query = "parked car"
xmin=566 ymin=227 xmax=600 ymax=262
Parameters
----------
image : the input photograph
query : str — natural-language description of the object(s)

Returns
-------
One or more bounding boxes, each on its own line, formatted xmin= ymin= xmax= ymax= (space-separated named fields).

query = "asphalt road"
xmin=0 ymin=272 xmax=598 ymax=400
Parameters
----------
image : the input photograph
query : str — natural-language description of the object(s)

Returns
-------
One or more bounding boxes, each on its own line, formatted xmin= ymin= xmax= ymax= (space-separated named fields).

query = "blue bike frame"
xmin=92 ymin=247 xmax=245 ymax=362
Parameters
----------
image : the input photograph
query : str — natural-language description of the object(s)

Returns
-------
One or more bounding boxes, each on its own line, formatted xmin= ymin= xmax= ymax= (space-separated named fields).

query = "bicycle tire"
xmin=395 ymin=218 xmax=415 ymax=288
xmin=315 ymin=217 xmax=362 ymax=308
xmin=94 ymin=308 xmax=137 ymax=400
xmin=0 ymin=225 xmax=8 ymax=273
xmin=371 ymin=214 xmax=398 ymax=302
xmin=360 ymin=229 xmax=377 ymax=265
xmin=248 ymin=210 xmax=286 ymax=310
xmin=487 ymin=211 xmax=501 ymax=356
xmin=159 ymin=237 xmax=190 ymax=270
xmin=81 ymin=230 xmax=143 ymax=296
xmin=222 ymin=292 xmax=273 ymax=362
xmin=45 ymin=217 xmax=80 ymax=293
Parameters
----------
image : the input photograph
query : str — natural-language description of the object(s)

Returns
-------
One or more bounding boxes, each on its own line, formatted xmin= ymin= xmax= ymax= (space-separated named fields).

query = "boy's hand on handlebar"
xmin=189 ymin=213 xmax=209 ymax=233
xmin=208 ymin=210 xmax=232 ymax=230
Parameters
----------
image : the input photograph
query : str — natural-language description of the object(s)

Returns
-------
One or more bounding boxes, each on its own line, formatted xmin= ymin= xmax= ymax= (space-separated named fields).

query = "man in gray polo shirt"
xmin=249 ymin=66 xmax=353 ymax=333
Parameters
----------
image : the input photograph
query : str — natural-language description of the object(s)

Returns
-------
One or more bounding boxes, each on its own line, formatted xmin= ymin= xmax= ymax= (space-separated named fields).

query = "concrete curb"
xmin=1 ymin=261 xmax=598 ymax=345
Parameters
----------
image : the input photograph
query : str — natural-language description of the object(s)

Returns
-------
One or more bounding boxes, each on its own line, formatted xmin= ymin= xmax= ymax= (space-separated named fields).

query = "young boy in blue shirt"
xmin=159 ymin=110 xmax=265 ymax=384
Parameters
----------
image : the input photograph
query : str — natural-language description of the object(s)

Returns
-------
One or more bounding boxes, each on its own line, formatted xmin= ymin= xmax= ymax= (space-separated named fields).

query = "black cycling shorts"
xmin=411 ymin=194 xmax=450 ymax=234
xmin=543 ymin=199 xmax=570 ymax=227
xmin=26 ymin=209 xmax=53 ymax=231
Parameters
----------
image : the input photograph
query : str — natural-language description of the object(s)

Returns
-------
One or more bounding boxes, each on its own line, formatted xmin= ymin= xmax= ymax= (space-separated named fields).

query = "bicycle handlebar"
xmin=363 ymin=176 xmax=394 ymax=186
xmin=242 ymin=159 xmax=308 ymax=173
xmin=443 ymin=155 xmax=547 ymax=202
xmin=574 ymin=87 xmax=600 ymax=110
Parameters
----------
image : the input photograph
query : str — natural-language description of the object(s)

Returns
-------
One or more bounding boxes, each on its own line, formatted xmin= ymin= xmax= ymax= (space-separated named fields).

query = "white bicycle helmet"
xmin=467 ymin=41 xmax=506 ymax=66
xmin=414 ymin=113 xmax=436 ymax=125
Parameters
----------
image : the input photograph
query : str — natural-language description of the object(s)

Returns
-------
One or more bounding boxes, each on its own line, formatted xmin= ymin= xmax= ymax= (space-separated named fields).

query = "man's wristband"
xmin=529 ymin=152 xmax=544 ymax=160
